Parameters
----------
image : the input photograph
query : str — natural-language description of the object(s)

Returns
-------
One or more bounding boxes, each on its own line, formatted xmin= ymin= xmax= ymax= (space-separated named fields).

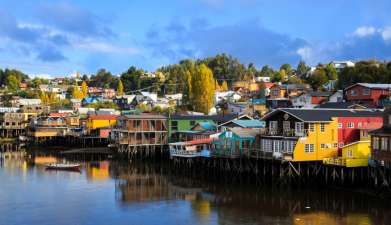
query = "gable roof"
xmin=345 ymin=83 xmax=391 ymax=90
xmin=232 ymin=120 xmax=265 ymax=128
xmin=191 ymin=121 xmax=216 ymax=131
xmin=170 ymin=113 xmax=239 ymax=124
xmin=262 ymin=108 xmax=383 ymax=122
xmin=229 ymin=127 xmax=259 ymax=138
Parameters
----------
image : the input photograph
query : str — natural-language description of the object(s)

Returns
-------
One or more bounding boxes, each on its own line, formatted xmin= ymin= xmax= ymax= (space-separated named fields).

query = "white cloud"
xmin=296 ymin=46 xmax=313 ymax=61
xmin=74 ymin=41 xmax=140 ymax=55
xmin=381 ymin=27 xmax=391 ymax=41
xmin=353 ymin=26 xmax=376 ymax=37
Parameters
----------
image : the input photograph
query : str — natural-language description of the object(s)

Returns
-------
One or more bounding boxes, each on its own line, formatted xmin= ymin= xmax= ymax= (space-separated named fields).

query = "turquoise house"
xmin=213 ymin=127 xmax=258 ymax=158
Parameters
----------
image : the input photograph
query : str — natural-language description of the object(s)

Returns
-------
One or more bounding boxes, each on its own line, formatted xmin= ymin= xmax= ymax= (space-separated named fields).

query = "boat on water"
xmin=169 ymin=138 xmax=213 ymax=158
xmin=45 ymin=163 xmax=81 ymax=171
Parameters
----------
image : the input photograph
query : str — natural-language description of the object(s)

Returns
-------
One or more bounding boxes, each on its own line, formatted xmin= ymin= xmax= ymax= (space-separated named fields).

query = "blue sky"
xmin=1 ymin=0 xmax=391 ymax=77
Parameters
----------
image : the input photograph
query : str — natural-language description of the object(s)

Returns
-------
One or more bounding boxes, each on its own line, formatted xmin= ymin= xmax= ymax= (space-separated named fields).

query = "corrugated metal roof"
xmin=263 ymin=108 xmax=383 ymax=122
xmin=232 ymin=120 xmax=265 ymax=128
xmin=346 ymin=83 xmax=391 ymax=90
xmin=230 ymin=127 xmax=259 ymax=138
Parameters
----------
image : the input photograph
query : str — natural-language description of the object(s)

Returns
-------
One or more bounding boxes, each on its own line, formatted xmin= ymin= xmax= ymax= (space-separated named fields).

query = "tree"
xmin=215 ymin=80 xmax=221 ymax=91
xmin=191 ymin=64 xmax=215 ymax=114
xmin=308 ymin=68 xmax=328 ymax=90
xmin=296 ymin=60 xmax=310 ymax=77
xmin=72 ymin=82 xmax=83 ymax=99
xmin=280 ymin=64 xmax=292 ymax=75
xmin=182 ymin=70 xmax=192 ymax=107
xmin=81 ymin=81 xmax=88 ymax=98
xmin=221 ymin=81 xmax=228 ymax=91
xmin=6 ymin=75 xmax=19 ymax=91
xmin=324 ymin=63 xmax=337 ymax=80
xmin=259 ymin=65 xmax=274 ymax=77
xmin=38 ymin=91 xmax=49 ymax=104
xmin=117 ymin=79 xmax=124 ymax=96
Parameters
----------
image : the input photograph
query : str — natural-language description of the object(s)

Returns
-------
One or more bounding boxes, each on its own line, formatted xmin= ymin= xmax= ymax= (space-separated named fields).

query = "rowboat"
xmin=45 ymin=163 xmax=81 ymax=171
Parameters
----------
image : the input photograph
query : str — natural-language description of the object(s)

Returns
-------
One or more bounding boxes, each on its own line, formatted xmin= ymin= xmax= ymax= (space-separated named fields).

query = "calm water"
xmin=0 ymin=148 xmax=390 ymax=225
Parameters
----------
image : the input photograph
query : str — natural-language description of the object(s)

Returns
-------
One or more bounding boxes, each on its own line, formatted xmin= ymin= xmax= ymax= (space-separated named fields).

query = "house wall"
xmin=345 ymin=85 xmax=389 ymax=105
xmin=87 ymin=119 xmax=117 ymax=130
xmin=293 ymin=120 xmax=338 ymax=161
xmin=168 ymin=119 xmax=214 ymax=137
xmin=337 ymin=117 xmax=383 ymax=149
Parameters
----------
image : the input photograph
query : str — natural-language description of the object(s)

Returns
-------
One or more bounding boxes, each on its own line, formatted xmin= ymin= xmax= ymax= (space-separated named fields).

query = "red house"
xmin=337 ymin=116 xmax=383 ymax=151
xmin=344 ymin=83 xmax=391 ymax=107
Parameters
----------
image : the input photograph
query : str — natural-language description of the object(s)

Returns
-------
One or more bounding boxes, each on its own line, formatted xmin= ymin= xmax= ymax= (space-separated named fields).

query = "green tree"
xmin=280 ymin=64 xmax=292 ymax=75
xmin=296 ymin=60 xmax=310 ymax=77
xmin=308 ymin=68 xmax=328 ymax=90
xmin=6 ymin=75 xmax=19 ymax=91
xmin=259 ymin=65 xmax=274 ymax=77
xmin=324 ymin=63 xmax=338 ymax=80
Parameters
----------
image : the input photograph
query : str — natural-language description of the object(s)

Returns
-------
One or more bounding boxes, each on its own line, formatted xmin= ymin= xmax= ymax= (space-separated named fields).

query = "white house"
xmin=328 ymin=90 xmax=344 ymax=103
xmin=214 ymin=91 xmax=241 ymax=104
xmin=140 ymin=92 xmax=158 ymax=102
xmin=255 ymin=76 xmax=271 ymax=82
xmin=331 ymin=60 xmax=355 ymax=71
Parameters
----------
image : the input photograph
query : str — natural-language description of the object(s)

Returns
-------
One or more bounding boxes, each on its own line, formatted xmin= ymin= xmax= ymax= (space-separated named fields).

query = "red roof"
xmin=49 ymin=112 xmax=68 ymax=117
xmin=187 ymin=138 xmax=214 ymax=145
xmin=89 ymin=115 xmax=118 ymax=120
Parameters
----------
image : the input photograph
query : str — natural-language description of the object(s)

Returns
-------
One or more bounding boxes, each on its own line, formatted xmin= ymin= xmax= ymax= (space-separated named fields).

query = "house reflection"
xmin=86 ymin=161 xmax=110 ymax=181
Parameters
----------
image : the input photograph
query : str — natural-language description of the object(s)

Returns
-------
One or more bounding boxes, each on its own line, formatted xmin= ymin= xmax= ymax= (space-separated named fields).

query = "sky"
xmin=1 ymin=0 xmax=391 ymax=77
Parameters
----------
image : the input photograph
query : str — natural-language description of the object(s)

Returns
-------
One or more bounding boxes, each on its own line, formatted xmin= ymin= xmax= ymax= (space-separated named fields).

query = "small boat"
xmin=45 ymin=163 xmax=81 ymax=171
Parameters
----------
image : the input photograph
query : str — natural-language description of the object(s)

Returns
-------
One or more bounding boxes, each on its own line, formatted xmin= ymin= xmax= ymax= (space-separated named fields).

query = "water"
xmin=0 ymin=149 xmax=390 ymax=225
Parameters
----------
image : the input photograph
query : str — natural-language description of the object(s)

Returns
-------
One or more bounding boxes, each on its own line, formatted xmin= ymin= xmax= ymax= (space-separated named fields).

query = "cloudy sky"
xmin=0 ymin=0 xmax=391 ymax=77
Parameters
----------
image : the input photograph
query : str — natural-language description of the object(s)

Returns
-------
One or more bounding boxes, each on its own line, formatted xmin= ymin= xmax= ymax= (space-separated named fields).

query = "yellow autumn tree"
xmin=221 ymin=81 xmax=228 ymax=91
xmin=38 ymin=91 xmax=48 ymax=105
xmin=191 ymin=64 xmax=215 ymax=114
xmin=215 ymin=80 xmax=221 ymax=91
xmin=81 ymin=81 xmax=88 ymax=98
xmin=72 ymin=82 xmax=83 ymax=99
xmin=48 ymin=92 xmax=59 ymax=105
xmin=183 ymin=70 xmax=192 ymax=106
xmin=117 ymin=79 xmax=124 ymax=96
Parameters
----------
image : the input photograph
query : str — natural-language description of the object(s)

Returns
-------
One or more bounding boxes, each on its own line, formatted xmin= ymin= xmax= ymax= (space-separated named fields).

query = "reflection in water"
xmin=0 ymin=147 xmax=391 ymax=225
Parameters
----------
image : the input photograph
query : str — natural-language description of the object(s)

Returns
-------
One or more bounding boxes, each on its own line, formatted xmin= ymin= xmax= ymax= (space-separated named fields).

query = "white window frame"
xmin=381 ymin=137 xmax=388 ymax=151
xmin=320 ymin=123 xmax=325 ymax=132
xmin=338 ymin=123 xmax=342 ymax=129
xmin=269 ymin=121 xmax=278 ymax=131
xmin=283 ymin=121 xmax=291 ymax=132
xmin=309 ymin=123 xmax=315 ymax=132
xmin=347 ymin=122 xmax=354 ymax=128
xmin=373 ymin=137 xmax=379 ymax=150
xmin=351 ymin=89 xmax=357 ymax=96
xmin=305 ymin=144 xmax=314 ymax=153
xmin=347 ymin=150 xmax=353 ymax=158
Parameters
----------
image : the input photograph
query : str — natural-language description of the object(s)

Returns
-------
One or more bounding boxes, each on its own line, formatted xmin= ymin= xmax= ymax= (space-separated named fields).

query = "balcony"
xmin=263 ymin=128 xmax=308 ymax=137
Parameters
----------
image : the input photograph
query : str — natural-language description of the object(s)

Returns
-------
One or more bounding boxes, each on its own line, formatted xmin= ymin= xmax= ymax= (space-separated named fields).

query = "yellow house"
xmin=323 ymin=141 xmax=370 ymax=167
xmin=86 ymin=114 xmax=118 ymax=132
xmin=259 ymin=108 xmax=382 ymax=162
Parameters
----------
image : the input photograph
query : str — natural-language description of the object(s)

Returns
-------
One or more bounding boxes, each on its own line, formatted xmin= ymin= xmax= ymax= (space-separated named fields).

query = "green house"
xmin=168 ymin=114 xmax=239 ymax=141
xmin=213 ymin=127 xmax=258 ymax=158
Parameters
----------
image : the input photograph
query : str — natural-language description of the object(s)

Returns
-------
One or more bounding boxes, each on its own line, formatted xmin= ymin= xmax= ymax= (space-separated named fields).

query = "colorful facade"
xmin=344 ymin=83 xmax=391 ymax=107
xmin=370 ymin=108 xmax=391 ymax=169
xmin=86 ymin=115 xmax=118 ymax=132
xmin=257 ymin=109 xmax=383 ymax=162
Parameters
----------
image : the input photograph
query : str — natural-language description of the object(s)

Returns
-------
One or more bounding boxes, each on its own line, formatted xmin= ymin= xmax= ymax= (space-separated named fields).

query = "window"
xmin=350 ymin=89 xmax=357 ymax=96
xmin=172 ymin=121 xmax=178 ymax=131
xmin=347 ymin=122 xmax=354 ymax=128
xmin=320 ymin=123 xmax=325 ymax=132
xmin=321 ymin=143 xmax=327 ymax=149
xmin=333 ymin=143 xmax=338 ymax=148
xmin=381 ymin=137 xmax=388 ymax=151
xmin=262 ymin=139 xmax=273 ymax=152
xmin=283 ymin=121 xmax=291 ymax=131
xmin=363 ymin=88 xmax=370 ymax=96
xmin=347 ymin=150 xmax=353 ymax=158
xmin=309 ymin=123 xmax=315 ymax=132
xmin=295 ymin=122 xmax=304 ymax=132
xmin=269 ymin=121 xmax=278 ymax=133
xmin=273 ymin=140 xmax=281 ymax=152
xmin=338 ymin=123 xmax=342 ymax=129
xmin=358 ymin=122 xmax=362 ymax=128
xmin=373 ymin=137 xmax=379 ymax=149
xmin=339 ymin=142 xmax=344 ymax=148
xmin=305 ymin=144 xmax=314 ymax=153
xmin=190 ymin=120 xmax=196 ymax=126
